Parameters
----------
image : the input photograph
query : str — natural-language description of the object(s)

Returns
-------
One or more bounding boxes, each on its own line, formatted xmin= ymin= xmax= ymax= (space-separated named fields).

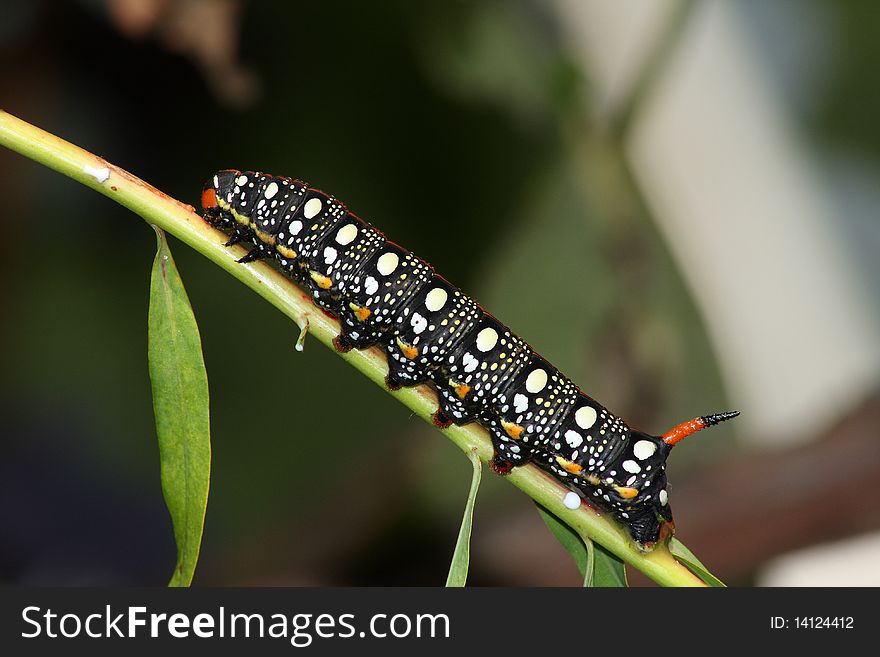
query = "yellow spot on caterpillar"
xmin=450 ymin=380 xmax=471 ymax=399
xmin=501 ymin=419 xmax=524 ymax=440
xmin=395 ymin=336 xmax=418 ymax=359
xmin=554 ymin=456 xmax=583 ymax=475
xmin=277 ymin=245 xmax=297 ymax=259
xmin=350 ymin=303 xmax=372 ymax=322
xmin=615 ymin=486 xmax=639 ymax=499
xmin=309 ymin=271 xmax=333 ymax=289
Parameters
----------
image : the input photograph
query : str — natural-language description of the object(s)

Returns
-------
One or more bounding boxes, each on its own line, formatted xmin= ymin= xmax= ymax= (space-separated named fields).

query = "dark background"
xmin=1 ymin=0 xmax=878 ymax=586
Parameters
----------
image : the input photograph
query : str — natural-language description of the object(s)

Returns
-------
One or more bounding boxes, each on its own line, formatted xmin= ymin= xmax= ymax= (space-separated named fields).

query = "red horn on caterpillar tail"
xmin=662 ymin=411 xmax=740 ymax=446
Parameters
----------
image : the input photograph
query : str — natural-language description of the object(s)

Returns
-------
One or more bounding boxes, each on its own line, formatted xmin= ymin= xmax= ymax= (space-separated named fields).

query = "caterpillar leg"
xmin=335 ymin=304 xmax=391 ymax=351
xmin=237 ymin=247 xmax=265 ymax=264
xmin=432 ymin=408 xmax=453 ymax=429
xmin=218 ymin=222 xmax=254 ymax=248
xmin=385 ymin=371 xmax=404 ymax=391
xmin=613 ymin=506 xmax=664 ymax=549
xmin=224 ymin=232 xmax=245 ymax=247
xmin=385 ymin=335 xmax=432 ymax=388
xmin=333 ymin=334 xmax=355 ymax=353
xmin=304 ymin=269 xmax=345 ymax=315
xmin=490 ymin=456 xmax=515 ymax=475
xmin=433 ymin=382 xmax=478 ymax=426
xmin=332 ymin=317 xmax=381 ymax=353
xmin=485 ymin=416 xmax=533 ymax=476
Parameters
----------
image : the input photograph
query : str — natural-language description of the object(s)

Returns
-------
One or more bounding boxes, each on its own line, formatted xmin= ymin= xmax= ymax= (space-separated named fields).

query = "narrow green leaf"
xmin=445 ymin=449 xmax=482 ymax=587
xmin=148 ymin=226 xmax=211 ymax=587
xmin=592 ymin=542 xmax=628 ymax=587
xmin=536 ymin=504 xmax=588 ymax=577
xmin=669 ymin=538 xmax=726 ymax=587
xmin=536 ymin=504 xmax=628 ymax=587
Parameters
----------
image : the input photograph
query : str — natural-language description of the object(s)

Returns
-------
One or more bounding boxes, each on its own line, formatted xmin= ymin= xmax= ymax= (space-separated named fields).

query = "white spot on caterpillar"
xmin=213 ymin=175 xmax=219 ymax=187
xmin=659 ymin=489 xmax=668 ymax=505
xmin=323 ymin=246 xmax=337 ymax=264
xmin=377 ymin=252 xmax=399 ymax=275
xmin=364 ymin=276 xmax=379 ymax=295
xmin=235 ymin=175 xmax=248 ymax=186
xmin=564 ymin=430 xmax=583 ymax=448
xmin=462 ymin=352 xmax=479 ymax=373
xmin=411 ymin=312 xmax=427 ymax=335
xmin=563 ymin=491 xmax=581 ymax=509
xmin=424 ymin=287 xmax=448 ymax=312
xmin=336 ymin=223 xmax=358 ymax=245
xmin=475 ymin=327 xmax=498 ymax=352
xmin=513 ymin=393 xmax=528 ymax=413
xmin=575 ymin=406 xmax=597 ymax=430
xmin=303 ymin=197 xmax=322 ymax=219
xmin=525 ymin=368 xmax=547 ymax=393
xmin=633 ymin=440 xmax=657 ymax=460
xmin=290 ymin=220 xmax=303 ymax=235
xmin=83 ymin=165 xmax=110 ymax=184
xmin=264 ymin=182 xmax=279 ymax=199
xmin=622 ymin=460 xmax=641 ymax=474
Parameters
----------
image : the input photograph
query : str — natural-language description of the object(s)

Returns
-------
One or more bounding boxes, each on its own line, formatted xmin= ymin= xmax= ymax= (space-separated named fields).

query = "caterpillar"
xmin=200 ymin=170 xmax=739 ymax=549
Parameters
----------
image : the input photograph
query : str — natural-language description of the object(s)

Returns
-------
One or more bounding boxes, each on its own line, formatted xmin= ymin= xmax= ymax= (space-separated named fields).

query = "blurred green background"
xmin=2 ymin=0 xmax=878 ymax=586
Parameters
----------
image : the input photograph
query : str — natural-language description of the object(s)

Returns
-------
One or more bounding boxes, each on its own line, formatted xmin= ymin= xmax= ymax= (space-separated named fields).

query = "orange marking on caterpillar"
xmin=554 ymin=456 xmax=583 ymax=475
xmin=277 ymin=245 xmax=297 ymax=259
xmin=201 ymin=186 xmax=218 ymax=209
xmin=615 ymin=486 xmax=639 ymax=499
xmin=351 ymin=303 xmax=373 ymax=322
xmin=451 ymin=380 xmax=471 ymax=399
xmin=501 ymin=419 xmax=524 ymax=440
xmin=395 ymin=336 xmax=418 ymax=359
xmin=309 ymin=271 xmax=333 ymax=290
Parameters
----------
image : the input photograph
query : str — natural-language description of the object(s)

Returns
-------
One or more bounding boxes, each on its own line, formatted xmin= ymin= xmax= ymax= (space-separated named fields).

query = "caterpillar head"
xmin=201 ymin=170 xmax=240 ymax=229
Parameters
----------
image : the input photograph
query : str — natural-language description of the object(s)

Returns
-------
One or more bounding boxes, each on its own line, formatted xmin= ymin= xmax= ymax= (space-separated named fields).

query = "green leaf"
xmin=445 ymin=449 xmax=482 ymax=586
xmin=536 ymin=504 xmax=628 ymax=587
xmin=669 ymin=538 xmax=726 ymax=587
xmin=592 ymin=542 xmax=628 ymax=587
xmin=148 ymin=227 xmax=211 ymax=587
xmin=536 ymin=505 xmax=588 ymax=576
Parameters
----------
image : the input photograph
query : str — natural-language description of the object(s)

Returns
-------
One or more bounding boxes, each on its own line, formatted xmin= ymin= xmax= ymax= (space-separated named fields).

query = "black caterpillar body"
xmin=201 ymin=170 xmax=738 ymax=548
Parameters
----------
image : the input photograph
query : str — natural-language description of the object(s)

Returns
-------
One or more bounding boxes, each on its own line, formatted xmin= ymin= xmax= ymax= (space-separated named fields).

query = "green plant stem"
xmin=0 ymin=109 xmax=707 ymax=587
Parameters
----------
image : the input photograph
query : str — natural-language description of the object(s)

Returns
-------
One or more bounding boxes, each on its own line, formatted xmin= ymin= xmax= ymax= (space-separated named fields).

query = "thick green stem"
xmin=0 ymin=109 xmax=707 ymax=587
